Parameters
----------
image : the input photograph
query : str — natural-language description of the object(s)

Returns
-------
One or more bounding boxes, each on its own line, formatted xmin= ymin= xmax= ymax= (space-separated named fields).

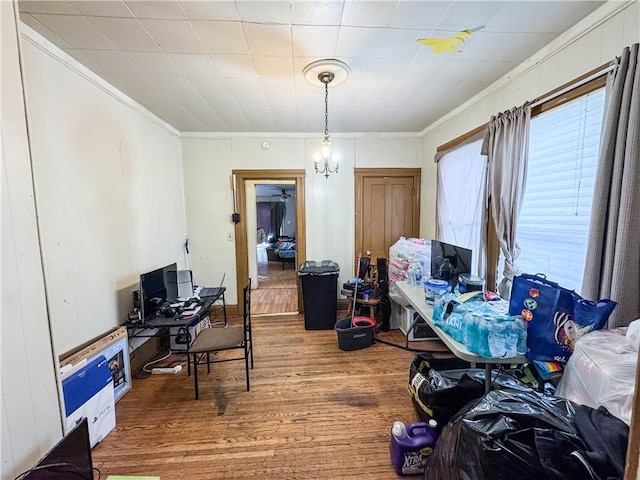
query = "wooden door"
xmin=355 ymin=168 xmax=421 ymax=268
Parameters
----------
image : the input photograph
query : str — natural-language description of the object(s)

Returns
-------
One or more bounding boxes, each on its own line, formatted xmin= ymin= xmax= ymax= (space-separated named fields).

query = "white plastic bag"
xmin=556 ymin=327 xmax=638 ymax=425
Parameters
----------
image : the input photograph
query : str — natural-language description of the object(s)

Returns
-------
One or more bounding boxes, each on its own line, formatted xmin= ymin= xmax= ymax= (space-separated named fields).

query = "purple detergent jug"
xmin=389 ymin=419 xmax=438 ymax=476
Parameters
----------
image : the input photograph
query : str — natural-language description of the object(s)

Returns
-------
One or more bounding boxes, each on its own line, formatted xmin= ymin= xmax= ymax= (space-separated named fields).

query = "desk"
xmin=396 ymin=280 xmax=526 ymax=391
xmin=125 ymin=295 xmax=219 ymax=349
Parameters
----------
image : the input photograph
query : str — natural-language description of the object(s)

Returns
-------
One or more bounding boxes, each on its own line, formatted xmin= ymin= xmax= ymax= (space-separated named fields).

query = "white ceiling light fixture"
xmin=303 ymin=59 xmax=350 ymax=179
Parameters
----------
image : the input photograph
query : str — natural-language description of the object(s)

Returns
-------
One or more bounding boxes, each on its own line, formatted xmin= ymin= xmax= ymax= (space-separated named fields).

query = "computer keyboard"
xmin=181 ymin=305 xmax=201 ymax=317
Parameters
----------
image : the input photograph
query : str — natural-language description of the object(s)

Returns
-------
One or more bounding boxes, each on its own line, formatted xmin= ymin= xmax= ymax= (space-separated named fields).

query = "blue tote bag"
xmin=508 ymin=274 xmax=616 ymax=364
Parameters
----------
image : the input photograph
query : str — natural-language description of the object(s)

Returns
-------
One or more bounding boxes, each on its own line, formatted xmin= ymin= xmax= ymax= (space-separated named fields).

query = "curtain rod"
xmin=530 ymin=64 xmax=615 ymax=108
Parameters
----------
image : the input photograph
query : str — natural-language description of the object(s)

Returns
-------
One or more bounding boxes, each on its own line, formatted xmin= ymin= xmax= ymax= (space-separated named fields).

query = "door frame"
xmin=233 ymin=169 xmax=306 ymax=313
xmin=354 ymin=168 xmax=421 ymax=262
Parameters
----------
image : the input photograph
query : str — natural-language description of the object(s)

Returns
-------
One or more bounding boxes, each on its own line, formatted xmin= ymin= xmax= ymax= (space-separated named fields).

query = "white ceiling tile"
xmin=17 ymin=0 xmax=609 ymax=134
xmin=180 ymin=1 xmax=239 ymax=21
xmin=190 ymin=78 xmax=230 ymax=98
xmin=296 ymin=95 xmax=323 ymax=110
xmin=544 ymin=2 xmax=605 ymax=33
xmin=226 ymin=78 xmax=265 ymax=99
xmin=124 ymin=1 xmax=187 ymax=20
xmin=458 ymin=31 xmax=520 ymax=61
xmin=212 ymin=54 xmax=257 ymax=78
xmin=88 ymin=17 xmax=160 ymax=52
xmin=438 ymin=1 xmax=504 ymax=30
xmin=405 ymin=58 xmax=451 ymax=78
xmin=379 ymin=94 xmax=415 ymax=110
xmin=243 ymin=23 xmax=292 ymax=56
xmin=265 ymin=94 xmax=297 ymax=107
xmin=292 ymin=25 xmax=339 ymax=57
xmin=223 ymin=115 xmax=252 ymax=131
xmin=70 ymin=1 xmax=133 ymax=17
xmin=19 ymin=1 xmax=78 ymax=14
xmin=192 ymin=20 xmax=250 ymax=55
xmin=246 ymin=116 xmax=275 ymax=132
xmin=253 ymin=56 xmax=294 ymax=78
xmin=390 ymin=1 xmax=452 ymax=29
xmin=375 ymin=28 xmax=423 ymax=59
xmin=20 ymin=13 xmax=74 ymax=50
xmin=368 ymin=58 xmax=410 ymax=79
xmin=31 ymin=13 xmax=116 ymax=49
xmin=434 ymin=59 xmax=486 ymax=82
xmin=235 ymin=1 xmax=291 ymax=24
xmin=125 ymin=51 xmax=181 ymax=76
xmin=484 ymin=2 xmax=577 ymax=34
xmin=291 ymin=1 xmax=344 ymax=25
xmin=166 ymin=53 xmax=220 ymax=79
xmin=341 ymin=0 xmax=398 ymax=27
xmin=493 ymin=32 xmax=556 ymax=63
xmin=70 ymin=49 xmax=143 ymax=74
xmin=201 ymin=93 xmax=244 ymax=115
xmin=260 ymin=78 xmax=295 ymax=95
xmin=141 ymin=19 xmax=204 ymax=53
xmin=152 ymin=75 xmax=198 ymax=99
xmin=335 ymin=26 xmax=383 ymax=58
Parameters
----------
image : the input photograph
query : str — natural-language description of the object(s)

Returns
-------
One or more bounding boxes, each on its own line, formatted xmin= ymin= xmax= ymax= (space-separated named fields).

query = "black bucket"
xmin=335 ymin=317 xmax=375 ymax=351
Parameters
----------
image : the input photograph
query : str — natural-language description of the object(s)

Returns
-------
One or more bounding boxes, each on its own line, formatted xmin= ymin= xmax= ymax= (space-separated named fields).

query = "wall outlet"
xmin=227 ymin=233 xmax=233 ymax=241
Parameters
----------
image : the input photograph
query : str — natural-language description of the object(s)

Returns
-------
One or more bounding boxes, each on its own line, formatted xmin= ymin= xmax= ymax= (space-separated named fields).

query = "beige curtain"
xmin=582 ymin=43 xmax=640 ymax=328
xmin=481 ymin=104 xmax=532 ymax=298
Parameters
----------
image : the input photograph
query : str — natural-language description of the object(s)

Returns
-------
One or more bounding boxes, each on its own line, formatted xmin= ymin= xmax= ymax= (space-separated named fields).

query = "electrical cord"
xmin=14 ymin=463 xmax=100 ymax=480
xmin=142 ymin=348 xmax=173 ymax=373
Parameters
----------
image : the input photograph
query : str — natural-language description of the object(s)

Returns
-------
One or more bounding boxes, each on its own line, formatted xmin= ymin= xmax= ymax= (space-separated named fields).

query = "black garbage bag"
xmin=408 ymin=355 xmax=532 ymax=428
xmin=423 ymin=389 xmax=618 ymax=480
xmin=574 ymin=405 xmax=629 ymax=480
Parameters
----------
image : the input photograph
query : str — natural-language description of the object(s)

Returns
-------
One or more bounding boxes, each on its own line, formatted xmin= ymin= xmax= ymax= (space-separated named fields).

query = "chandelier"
xmin=303 ymin=59 xmax=350 ymax=179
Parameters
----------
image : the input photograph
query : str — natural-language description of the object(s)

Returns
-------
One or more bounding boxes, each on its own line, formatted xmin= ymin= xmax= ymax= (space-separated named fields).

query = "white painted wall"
xmin=21 ymin=32 xmax=187 ymax=355
xmin=2 ymin=18 xmax=187 ymax=475
xmin=419 ymin=1 xmax=640 ymax=242
xmin=181 ymin=135 xmax=422 ymax=296
xmin=1 ymin=2 xmax=62 ymax=477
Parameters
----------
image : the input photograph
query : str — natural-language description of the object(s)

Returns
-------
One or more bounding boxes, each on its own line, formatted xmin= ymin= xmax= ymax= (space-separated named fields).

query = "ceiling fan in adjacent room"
xmin=273 ymin=189 xmax=295 ymax=201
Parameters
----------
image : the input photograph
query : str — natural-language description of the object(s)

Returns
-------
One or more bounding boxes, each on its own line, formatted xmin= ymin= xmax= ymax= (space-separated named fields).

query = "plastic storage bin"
xmin=299 ymin=260 xmax=340 ymax=330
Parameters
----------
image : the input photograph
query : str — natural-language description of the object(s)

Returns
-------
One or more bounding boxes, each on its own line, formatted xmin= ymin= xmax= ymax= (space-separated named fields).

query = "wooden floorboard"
xmin=253 ymin=260 xmax=298 ymax=314
xmin=92 ymin=314 xmax=450 ymax=479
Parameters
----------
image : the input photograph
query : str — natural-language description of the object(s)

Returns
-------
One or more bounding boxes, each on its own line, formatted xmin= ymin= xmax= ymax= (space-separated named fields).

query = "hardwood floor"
xmin=253 ymin=260 xmax=298 ymax=315
xmin=92 ymin=315 xmax=449 ymax=479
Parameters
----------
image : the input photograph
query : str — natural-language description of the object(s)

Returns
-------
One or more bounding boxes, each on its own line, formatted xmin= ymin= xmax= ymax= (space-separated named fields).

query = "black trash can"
xmin=298 ymin=260 xmax=340 ymax=330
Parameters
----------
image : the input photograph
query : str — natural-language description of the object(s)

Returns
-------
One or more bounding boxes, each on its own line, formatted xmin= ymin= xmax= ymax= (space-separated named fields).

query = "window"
xmin=436 ymin=138 xmax=486 ymax=275
xmin=515 ymin=88 xmax=605 ymax=293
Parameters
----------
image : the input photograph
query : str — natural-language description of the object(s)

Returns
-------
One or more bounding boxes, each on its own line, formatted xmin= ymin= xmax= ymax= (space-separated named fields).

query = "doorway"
xmin=233 ymin=170 xmax=306 ymax=315
xmin=253 ymin=182 xmax=297 ymax=314
xmin=354 ymin=168 xmax=421 ymax=264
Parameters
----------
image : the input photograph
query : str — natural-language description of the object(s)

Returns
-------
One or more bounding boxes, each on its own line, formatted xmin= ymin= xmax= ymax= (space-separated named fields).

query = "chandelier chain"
xmin=324 ymin=80 xmax=329 ymax=137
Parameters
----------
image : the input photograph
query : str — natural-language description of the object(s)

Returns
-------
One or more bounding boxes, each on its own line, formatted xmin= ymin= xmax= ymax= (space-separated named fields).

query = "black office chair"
xmin=188 ymin=279 xmax=253 ymax=399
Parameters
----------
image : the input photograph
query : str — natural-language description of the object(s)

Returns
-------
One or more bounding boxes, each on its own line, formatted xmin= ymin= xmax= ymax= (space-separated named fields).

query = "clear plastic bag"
xmin=388 ymin=237 xmax=431 ymax=289
xmin=556 ymin=326 xmax=638 ymax=425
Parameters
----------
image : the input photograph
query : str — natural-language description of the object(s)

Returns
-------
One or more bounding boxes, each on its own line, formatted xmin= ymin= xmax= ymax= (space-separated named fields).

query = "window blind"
xmin=515 ymin=88 xmax=605 ymax=293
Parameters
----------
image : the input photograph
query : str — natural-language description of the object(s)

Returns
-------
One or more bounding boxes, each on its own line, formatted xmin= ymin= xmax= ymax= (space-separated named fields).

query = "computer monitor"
xmin=430 ymin=240 xmax=472 ymax=288
xmin=139 ymin=263 xmax=178 ymax=320
xmin=21 ymin=418 xmax=93 ymax=479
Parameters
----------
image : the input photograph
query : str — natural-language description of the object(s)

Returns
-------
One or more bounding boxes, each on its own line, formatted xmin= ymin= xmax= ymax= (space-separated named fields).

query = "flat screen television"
xmin=430 ymin=240 xmax=472 ymax=288
xmin=20 ymin=418 xmax=93 ymax=479
xmin=140 ymin=263 xmax=178 ymax=320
